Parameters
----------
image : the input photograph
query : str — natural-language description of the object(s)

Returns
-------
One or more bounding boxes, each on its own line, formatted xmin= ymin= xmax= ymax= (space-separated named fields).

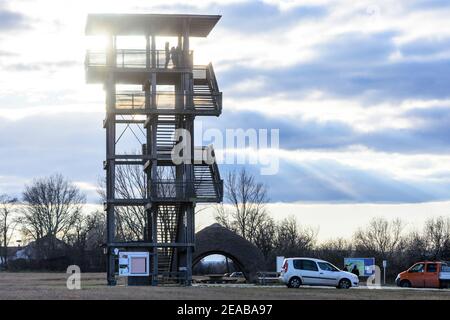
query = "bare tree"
xmin=84 ymin=210 xmax=107 ymax=250
xmin=316 ymin=238 xmax=352 ymax=267
xmin=423 ymin=216 xmax=450 ymax=260
xmin=66 ymin=211 xmax=105 ymax=249
xmin=404 ymin=230 xmax=428 ymax=262
xmin=98 ymin=163 xmax=182 ymax=242
xmin=0 ymin=194 xmax=18 ymax=268
xmin=115 ymin=164 xmax=147 ymax=241
xmin=21 ymin=174 xmax=85 ymax=243
xmin=274 ymin=216 xmax=317 ymax=257
xmin=214 ymin=168 xmax=269 ymax=243
xmin=65 ymin=210 xmax=106 ymax=271
xmin=253 ymin=217 xmax=276 ymax=260
xmin=319 ymin=238 xmax=352 ymax=252
xmin=98 ymin=163 xmax=146 ymax=241
xmin=353 ymin=217 xmax=405 ymax=258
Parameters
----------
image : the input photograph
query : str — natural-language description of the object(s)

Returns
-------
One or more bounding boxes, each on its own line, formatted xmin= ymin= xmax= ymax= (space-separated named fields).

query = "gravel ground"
xmin=0 ymin=272 xmax=449 ymax=300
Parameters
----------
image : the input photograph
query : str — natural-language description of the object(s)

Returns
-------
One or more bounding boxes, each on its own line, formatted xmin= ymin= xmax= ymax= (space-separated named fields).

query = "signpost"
xmin=118 ymin=252 xmax=150 ymax=277
xmin=344 ymin=258 xmax=375 ymax=277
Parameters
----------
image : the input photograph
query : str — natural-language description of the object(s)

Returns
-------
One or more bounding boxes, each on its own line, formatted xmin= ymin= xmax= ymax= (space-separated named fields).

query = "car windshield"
xmin=410 ymin=263 xmax=424 ymax=272
xmin=318 ymin=262 xmax=339 ymax=272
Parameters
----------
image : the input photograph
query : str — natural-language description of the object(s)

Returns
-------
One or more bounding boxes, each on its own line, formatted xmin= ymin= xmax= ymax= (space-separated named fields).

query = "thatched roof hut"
xmin=193 ymin=223 xmax=266 ymax=282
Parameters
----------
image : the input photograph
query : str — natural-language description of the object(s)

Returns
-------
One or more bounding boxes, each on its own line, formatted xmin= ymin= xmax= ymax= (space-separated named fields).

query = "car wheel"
xmin=337 ymin=278 xmax=351 ymax=289
xmin=288 ymin=277 xmax=302 ymax=288
xmin=400 ymin=280 xmax=411 ymax=288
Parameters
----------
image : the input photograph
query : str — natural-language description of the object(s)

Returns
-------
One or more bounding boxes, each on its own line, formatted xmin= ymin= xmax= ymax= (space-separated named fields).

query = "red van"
xmin=396 ymin=261 xmax=450 ymax=288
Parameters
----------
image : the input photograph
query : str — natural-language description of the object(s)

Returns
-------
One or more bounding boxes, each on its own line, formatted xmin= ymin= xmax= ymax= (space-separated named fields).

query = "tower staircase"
xmin=193 ymin=63 xmax=222 ymax=115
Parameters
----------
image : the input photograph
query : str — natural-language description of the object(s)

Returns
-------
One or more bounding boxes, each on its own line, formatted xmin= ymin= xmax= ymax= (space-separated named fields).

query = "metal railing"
xmin=149 ymin=180 xmax=223 ymax=202
xmin=86 ymin=49 xmax=193 ymax=69
xmin=193 ymin=63 xmax=219 ymax=91
xmin=196 ymin=145 xmax=223 ymax=202
xmin=156 ymin=92 xmax=183 ymax=110
xmin=116 ymin=91 xmax=145 ymax=109
xmin=193 ymin=66 xmax=207 ymax=80
xmin=207 ymin=63 xmax=220 ymax=93
xmin=193 ymin=64 xmax=222 ymax=113
xmin=114 ymin=91 xmax=221 ymax=113
xmin=116 ymin=49 xmax=147 ymax=68
xmin=194 ymin=179 xmax=223 ymax=202
xmin=150 ymin=180 xmax=193 ymax=201
xmin=85 ymin=51 xmax=106 ymax=66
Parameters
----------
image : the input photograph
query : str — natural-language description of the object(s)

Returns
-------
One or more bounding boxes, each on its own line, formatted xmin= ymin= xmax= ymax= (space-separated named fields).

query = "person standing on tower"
xmin=164 ymin=42 xmax=170 ymax=68
xmin=170 ymin=46 xmax=177 ymax=68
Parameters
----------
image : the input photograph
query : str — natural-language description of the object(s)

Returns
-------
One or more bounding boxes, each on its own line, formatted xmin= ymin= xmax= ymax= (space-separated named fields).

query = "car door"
xmin=424 ymin=263 xmax=439 ymax=288
xmin=407 ymin=263 xmax=425 ymax=287
xmin=317 ymin=262 xmax=340 ymax=286
xmin=297 ymin=259 xmax=321 ymax=285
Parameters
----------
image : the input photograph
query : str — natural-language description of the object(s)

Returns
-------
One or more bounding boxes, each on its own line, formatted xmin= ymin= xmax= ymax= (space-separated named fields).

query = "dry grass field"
xmin=0 ymin=272 xmax=449 ymax=300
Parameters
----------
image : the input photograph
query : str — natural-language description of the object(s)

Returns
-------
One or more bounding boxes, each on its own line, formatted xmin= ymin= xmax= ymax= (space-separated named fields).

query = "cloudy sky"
xmin=1 ymin=0 xmax=450 ymax=240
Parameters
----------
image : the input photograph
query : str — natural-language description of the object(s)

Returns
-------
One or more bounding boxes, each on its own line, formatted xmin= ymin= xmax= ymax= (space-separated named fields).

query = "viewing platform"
xmin=112 ymin=89 xmax=222 ymax=116
xmin=86 ymin=49 xmax=193 ymax=69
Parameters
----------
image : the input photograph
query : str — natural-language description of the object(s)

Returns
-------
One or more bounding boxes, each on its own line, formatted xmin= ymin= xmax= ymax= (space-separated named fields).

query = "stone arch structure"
xmin=193 ymin=224 xmax=266 ymax=282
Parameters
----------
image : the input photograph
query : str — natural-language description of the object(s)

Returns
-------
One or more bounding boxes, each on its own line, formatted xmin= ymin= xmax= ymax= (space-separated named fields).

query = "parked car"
xmin=228 ymin=271 xmax=246 ymax=283
xmin=396 ymin=261 xmax=450 ymax=288
xmin=279 ymin=257 xmax=359 ymax=289
xmin=229 ymin=272 xmax=244 ymax=278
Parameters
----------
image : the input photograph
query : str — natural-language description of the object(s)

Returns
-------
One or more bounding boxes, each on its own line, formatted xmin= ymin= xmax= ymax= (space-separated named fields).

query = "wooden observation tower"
xmin=85 ymin=14 xmax=223 ymax=285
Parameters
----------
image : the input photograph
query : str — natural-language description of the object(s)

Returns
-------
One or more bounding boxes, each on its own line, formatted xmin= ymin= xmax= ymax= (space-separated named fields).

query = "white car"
xmin=279 ymin=257 xmax=359 ymax=289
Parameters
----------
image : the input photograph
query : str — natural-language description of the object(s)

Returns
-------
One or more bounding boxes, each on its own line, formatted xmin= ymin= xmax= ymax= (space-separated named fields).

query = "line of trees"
xmin=0 ymin=174 xmax=106 ymax=271
xmin=0 ymin=194 xmax=18 ymax=268
xmin=215 ymin=169 xmax=450 ymax=280
xmin=0 ymin=169 xmax=449 ymax=282
xmin=319 ymin=216 xmax=450 ymax=280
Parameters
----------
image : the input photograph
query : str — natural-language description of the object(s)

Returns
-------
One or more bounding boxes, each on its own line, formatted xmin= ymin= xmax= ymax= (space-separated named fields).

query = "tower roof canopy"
xmin=86 ymin=14 xmax=221 ymax=37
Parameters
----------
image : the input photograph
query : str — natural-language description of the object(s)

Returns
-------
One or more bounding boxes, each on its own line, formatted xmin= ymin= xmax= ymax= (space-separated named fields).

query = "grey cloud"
xmin=2 ymin=60 xmax=80 ymax=72
xmin=218 ymin=28 xmax=450 ymax=105
xmin=219 ymin=159 xmax=450 ymax=203
xmin=2 ymin=1 xmax=450 ymax=204
xmin=199 ymin=107 xmax=450 ymax=154
xmin=0 ymin=50 xmax=17 ymax=56
xmin=0 ymin=113 xmax=104 ymax=202
xmin=0 ymin=9 xmax=28 ymax=30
